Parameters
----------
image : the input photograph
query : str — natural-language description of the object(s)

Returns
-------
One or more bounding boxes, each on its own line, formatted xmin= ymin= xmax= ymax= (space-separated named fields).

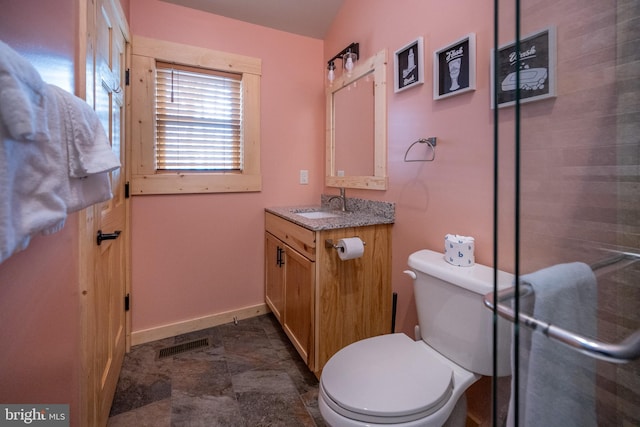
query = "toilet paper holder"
xmin=325 ymin=238 xmax=366 ymax=249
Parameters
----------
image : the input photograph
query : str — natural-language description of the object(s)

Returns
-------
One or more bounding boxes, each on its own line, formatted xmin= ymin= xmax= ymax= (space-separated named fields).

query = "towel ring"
xmin=404 ymin=137 xmax=437 ymax=162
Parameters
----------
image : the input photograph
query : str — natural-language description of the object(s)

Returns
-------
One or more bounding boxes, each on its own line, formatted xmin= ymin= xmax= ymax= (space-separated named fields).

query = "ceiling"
xmin=159 ymin=0 xmax=345 ymax=39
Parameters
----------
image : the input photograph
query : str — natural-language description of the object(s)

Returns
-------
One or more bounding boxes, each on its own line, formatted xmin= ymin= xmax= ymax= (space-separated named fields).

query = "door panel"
xmin=494 ymin=1 xmax=640 ymax=426
xmin=283 ymin=246 xmax=314 ymax=364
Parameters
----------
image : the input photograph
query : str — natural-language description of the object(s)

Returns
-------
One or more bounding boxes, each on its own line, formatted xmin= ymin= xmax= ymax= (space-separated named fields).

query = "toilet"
xmin=318 ymin=249 xmax=514 ymax=427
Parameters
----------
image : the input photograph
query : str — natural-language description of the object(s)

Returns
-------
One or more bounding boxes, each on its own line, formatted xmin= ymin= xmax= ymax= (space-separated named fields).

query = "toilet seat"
xmin=320 ymin=334 xmax=454 ymax=424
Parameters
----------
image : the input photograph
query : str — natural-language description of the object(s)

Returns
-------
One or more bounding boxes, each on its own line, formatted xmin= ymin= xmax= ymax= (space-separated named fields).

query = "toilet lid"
xmin=321 ymin=334 xmax=454 ymax=424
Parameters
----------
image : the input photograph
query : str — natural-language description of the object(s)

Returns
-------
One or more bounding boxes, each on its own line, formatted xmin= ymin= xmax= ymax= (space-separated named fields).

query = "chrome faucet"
xmin=327 ymin=187 xmax=347 ymax=212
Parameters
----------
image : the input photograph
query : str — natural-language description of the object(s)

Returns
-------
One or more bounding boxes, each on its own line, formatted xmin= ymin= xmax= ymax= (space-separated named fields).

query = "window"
xmin=131 ymin=36 xmax=261 ymax=194
xmin=155 ymin=63 xmax=242 ymax=171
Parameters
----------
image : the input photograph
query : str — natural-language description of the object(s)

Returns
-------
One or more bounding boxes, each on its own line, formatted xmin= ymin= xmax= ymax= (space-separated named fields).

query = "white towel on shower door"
xmin=508 ymin=262 xmax=598 ymax=427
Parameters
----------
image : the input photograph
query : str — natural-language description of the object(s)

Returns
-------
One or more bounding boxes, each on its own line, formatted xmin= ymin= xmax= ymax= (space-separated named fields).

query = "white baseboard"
xmin=131 ymin=303 xmax=270 ymax=346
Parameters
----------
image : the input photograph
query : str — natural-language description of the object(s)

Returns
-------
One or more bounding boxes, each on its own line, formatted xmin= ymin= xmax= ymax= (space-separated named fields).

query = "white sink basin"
xmin=295 ymin=211 xmax=341 ymax=219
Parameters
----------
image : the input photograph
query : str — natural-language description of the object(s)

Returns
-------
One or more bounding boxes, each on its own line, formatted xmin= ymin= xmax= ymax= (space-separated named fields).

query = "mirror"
xmin=326 ymin=49 xmax=387 ymax=190
xmin=334 ymin=75 xmax=375 ymax=176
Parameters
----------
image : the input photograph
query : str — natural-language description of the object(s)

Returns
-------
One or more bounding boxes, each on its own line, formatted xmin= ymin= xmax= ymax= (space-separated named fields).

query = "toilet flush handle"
xmin=403 ymin=270 xmax=417 ymax=280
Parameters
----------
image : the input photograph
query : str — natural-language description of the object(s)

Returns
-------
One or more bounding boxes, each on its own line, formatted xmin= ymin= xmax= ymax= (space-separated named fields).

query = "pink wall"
xmin=119 ymin=0 xmax=130 ymax=23
xmin=325 ymin=0 xmax=515 ymax=334
xmin=129 ymin=0 xmax=516 ymax=338
xmin=0 ymin=0 xmax=81 ymax=424
xmin=0 ymin=0 xmax=513 ymax=398
xmin=129 ymin=0 xmax=326 ymax=332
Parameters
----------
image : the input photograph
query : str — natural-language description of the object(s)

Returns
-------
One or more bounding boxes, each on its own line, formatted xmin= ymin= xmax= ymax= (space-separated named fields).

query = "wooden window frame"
xmin=131 ymin=35 xmax=261 ymax=194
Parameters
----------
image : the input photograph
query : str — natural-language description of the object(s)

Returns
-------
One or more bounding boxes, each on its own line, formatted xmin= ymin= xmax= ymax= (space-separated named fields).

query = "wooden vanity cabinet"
xmin=264 ymin=212 xmax=392 ymax=377
xmin=265 ymin=213 xmax=316 ymax=367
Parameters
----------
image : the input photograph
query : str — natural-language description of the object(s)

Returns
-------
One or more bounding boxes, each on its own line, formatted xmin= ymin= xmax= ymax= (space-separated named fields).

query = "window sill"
xmin=130 ymin=173 xmax=262 ymax=195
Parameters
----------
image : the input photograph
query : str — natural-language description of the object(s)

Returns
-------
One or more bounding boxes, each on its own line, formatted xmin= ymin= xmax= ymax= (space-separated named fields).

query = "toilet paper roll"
xmin=444 ymin=234 xmax=475 ymax=267
xmin=336 ymin=237 xmax=365 ymax=261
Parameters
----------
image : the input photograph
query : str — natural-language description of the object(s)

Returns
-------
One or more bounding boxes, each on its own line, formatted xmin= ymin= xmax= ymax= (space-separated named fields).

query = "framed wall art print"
xmin=491 ymin=26 xmax=556 ymax=108
xmin=394 ymin=37 xmax=424 ymax=93
xmin=433 ymin=33 xmax=476 ymax=100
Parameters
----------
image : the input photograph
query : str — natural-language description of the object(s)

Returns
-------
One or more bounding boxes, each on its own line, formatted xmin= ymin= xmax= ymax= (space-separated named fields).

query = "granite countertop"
xmin=266 ymin=196 xmax=395 ymax=231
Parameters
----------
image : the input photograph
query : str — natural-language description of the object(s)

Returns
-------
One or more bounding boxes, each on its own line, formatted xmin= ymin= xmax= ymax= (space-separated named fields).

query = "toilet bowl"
xmin=318 ymin=249 xmax=514 ymax=427
xmin=319 ymin=334 xmax=478 ymax=427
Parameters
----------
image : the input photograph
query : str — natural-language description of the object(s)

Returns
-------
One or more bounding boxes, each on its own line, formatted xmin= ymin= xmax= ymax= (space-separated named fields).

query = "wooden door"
xmin=86 ymin=0 xmax=128 ymax=425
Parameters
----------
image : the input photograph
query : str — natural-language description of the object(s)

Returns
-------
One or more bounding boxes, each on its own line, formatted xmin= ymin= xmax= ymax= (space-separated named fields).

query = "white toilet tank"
xmin=408 ymin=249 xmax=513 ymax=377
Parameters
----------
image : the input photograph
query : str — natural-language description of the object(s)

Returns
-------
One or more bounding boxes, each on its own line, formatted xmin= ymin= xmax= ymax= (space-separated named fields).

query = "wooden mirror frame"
xmin=326 ymin=49 xmax=388 ymax=190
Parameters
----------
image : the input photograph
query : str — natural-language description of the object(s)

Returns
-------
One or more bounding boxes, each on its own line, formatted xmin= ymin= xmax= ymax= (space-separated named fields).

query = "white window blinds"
xmin=155 ymin=62 xmax=243 ymax=171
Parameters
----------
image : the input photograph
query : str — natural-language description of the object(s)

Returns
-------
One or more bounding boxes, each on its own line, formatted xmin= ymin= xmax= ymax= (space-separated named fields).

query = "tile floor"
xmin=108 ymin=314 xmax=326 ymax=426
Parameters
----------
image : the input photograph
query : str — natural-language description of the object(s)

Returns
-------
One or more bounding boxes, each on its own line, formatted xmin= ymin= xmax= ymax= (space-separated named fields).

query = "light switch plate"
xmin=299 ymin=170 xmax=309 ymax=184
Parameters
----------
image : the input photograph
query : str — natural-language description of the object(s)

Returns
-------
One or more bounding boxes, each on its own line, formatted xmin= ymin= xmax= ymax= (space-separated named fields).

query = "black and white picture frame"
xmin=394 ymin=37 xmax=424 ymax=93
xmin=491 ymin=26 xmax=556 ymax=108
xmin=433 ymin=33 xmax=476 ymax=100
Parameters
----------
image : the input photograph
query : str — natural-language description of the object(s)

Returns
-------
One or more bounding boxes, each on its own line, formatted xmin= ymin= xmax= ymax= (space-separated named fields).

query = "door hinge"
xmin=124 ymin=293 xmax=130 ymax=311
xmin=125 ymin=181 xmax=130 ymax=198
xmin=125 ymin=68 xmax=130 ymax=86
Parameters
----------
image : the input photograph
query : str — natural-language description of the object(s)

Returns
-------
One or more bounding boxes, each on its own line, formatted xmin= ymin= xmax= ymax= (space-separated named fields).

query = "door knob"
xmin=97 ymin=230 xmax=121 ymax=245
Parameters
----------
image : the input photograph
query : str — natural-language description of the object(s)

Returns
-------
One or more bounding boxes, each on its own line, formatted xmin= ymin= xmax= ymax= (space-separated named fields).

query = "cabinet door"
xmin=265 ymin=232 xmax=285 ymax=322
xmin=283 ymin=247 xmax=314 ymax=365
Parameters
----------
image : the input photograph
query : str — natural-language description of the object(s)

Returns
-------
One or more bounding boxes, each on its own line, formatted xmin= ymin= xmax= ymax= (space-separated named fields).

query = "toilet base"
xmin=443 ymin=394 xmax=467 ymax=427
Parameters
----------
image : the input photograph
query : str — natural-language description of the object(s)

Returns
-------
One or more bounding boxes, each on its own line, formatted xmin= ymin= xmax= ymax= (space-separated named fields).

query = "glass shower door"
xmin=492 ymin=0 xmax=640 ymax=426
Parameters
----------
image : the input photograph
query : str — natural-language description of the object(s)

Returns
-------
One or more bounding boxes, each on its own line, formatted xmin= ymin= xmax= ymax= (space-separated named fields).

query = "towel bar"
xmin=483 ymin=251 xmax=640 ymax=363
